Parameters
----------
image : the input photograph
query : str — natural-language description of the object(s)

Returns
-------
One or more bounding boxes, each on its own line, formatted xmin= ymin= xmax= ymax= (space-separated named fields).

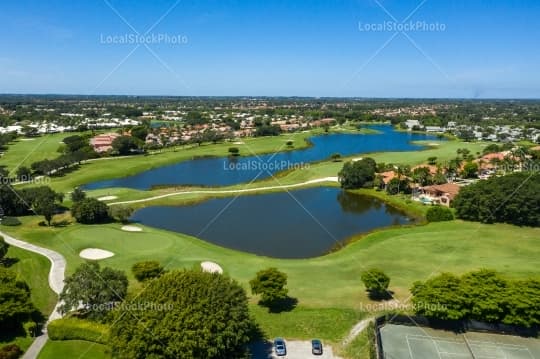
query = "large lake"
xmin=130 ymin=187 xmax=414 ymax=258
xmin=83 ymin=125 xmax=439 ymax=190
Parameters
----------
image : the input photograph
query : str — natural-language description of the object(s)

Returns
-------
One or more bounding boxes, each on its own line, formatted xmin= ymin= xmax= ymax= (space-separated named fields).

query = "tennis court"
xmin=379 ymin=323 xmax=540 ymax=359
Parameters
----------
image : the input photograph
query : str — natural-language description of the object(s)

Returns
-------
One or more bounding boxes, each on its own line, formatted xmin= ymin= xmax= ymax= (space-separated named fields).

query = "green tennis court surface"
xmin=380 ymin=324 xmax=540 ymax=359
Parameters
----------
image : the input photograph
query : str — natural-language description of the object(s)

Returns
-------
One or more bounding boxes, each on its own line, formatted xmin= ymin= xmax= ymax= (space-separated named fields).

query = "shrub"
xmin=228 ymin=147 xmax=240 ymax=156
xmin=23 ymin=321 xmax=38 ymax=337
xmin=0 ymin=217 xmax=21 ymax=226
xmin=131 ymin=261 xmax=165 ymax=282
xmin=0 ymin=344 xmax=23 ymax=359
xmin=426 ymin=206 xmax=454 ymax=222
xmin=48 ymin=318 xmax=109 ymax=344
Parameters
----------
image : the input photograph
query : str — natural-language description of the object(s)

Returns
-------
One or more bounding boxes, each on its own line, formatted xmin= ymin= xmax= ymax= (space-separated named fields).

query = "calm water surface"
xmin=130 ymin=187 xmax=414 ymax=258
xmin=83 ymin=125 xmax=439 ymax=190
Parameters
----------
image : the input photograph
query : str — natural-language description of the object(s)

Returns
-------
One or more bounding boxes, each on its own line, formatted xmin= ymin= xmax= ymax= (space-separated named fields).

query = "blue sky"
xmin=1 ymin=0 xmax=539 ymax=98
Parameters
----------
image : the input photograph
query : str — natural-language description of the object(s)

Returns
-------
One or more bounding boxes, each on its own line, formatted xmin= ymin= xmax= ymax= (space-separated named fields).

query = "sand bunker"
xmin=121 ymin=225 xmax=142 ymax=232
xmin=201 ymin=261 xmax=223 ymax=274
xmin=79 ymin=248 xmax=114 ymax=260
xmin=97 ymin=196 xmax=118 ymax=201
xmin=233 ymin=141 xmax=245 ymax=145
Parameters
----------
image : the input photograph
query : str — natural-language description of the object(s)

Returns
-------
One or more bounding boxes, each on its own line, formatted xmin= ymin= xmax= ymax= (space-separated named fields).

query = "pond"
xmin=83 ymin=125 xmax=439 ymax=190
xmin=130 ymin=187 xmax=414 ymax=258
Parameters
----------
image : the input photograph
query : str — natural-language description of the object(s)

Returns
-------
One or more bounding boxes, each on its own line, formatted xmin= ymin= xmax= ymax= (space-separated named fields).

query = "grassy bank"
xmin=4 ymin=218 xmax=539 ymax=313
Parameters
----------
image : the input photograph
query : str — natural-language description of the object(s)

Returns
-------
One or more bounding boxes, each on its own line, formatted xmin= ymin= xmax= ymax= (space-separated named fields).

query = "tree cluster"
xmin=338 ymin=158 xmax=377 ymax=189
xmin=109 ymin=270 xmax=254 ymax=359
xmin=453 ymin=173 xmax=540 ymax=226
xmin=411 ymin=269 xmax=540 ymax=328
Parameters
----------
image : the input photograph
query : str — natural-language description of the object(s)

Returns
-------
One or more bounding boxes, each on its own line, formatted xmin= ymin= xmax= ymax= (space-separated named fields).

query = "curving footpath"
xmin=0 ymin=231 xmax=66 ymax=359
xmin=110 ymin=176 xmax=340 ymax=205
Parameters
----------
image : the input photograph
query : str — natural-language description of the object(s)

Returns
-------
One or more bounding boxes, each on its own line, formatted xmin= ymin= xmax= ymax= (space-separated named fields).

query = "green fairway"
xmin=0 ymin=132 xmax=84 ymax=172
xmin=5 ymin=218 xmax=539 ymax=311
xmin=38 ymin=340 xmax=110 ymax=359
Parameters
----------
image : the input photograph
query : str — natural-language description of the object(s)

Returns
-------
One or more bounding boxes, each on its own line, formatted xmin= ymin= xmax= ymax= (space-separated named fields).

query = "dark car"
xmin=311 ymin=339 xmax=323 ymax=355
xmin=274 ymin=338 xmax=287 ymax=356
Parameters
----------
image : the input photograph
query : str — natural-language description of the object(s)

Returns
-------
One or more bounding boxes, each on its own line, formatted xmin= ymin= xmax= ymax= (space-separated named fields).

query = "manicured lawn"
xmin=6 ymin=246 xmax=57 ymax=315
xmin=250 ymin=305 xmax=363 ymax=342
xmin=1 ymin=132 xmax=85 ymax=172
xmin=38 ymin=340 xmax=110 ymax=359
xmin=5 ymin=218 xmax=540 ymax=312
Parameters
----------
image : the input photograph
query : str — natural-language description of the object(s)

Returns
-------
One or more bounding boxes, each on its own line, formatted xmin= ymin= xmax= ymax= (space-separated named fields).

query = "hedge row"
xmin=48 ymin=317 xmax=109 ymax=344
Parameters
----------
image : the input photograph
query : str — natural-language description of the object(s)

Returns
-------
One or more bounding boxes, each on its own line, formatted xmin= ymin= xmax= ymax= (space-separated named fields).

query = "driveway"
xmin=250 ymin=340 xmax=342 ymax=359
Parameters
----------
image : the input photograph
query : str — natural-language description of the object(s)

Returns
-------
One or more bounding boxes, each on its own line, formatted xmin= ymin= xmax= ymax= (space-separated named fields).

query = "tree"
xmin=15 ymin=166 xmax=32 ymax=182
xmin=30 ymin=187 xmax=63 ymax=226
xmin=250 ymin=268 xmax=288 ymax=306
xmin=130 ymin=126 xmax=149 ymax=142
xmin=461 ymin=269 xmax=507 ymax=322
xmin=109 ymin=205 xmax=134 ymax=223
xmin=411 ymin=167 xmax=432 ymax=186
xmin=59 ymin=262 xmax=128 ymax=320
xmin=35 ymin=198 xmax=56 ymax=226
xmin=461 ymin=161 xmax=478 ymax=178
xmin=111 ymin=136 xmax=142 ymax=155
xmin=131 ymin=261 xmax=165 ymax=282
xmin=338 ymin=158 xmax=377 ymax=189
xmin=427 ymin=156 xmax=438 ymax=165
xmin=331 ymin=153 xmax=342 ymax=162
xmin=0 ymin=237 xmax=9 ymax=261
xmin=0 ymin=268 xmax=37 ymax=332
xmin=360 ymin=268 xmax=391 ymax=299
xmin=109 ymin=270 xmax=254 ymax=359
xmin=71 ymin=198 xmax=110 ymax=224
xmin=228 ymin=147 xmax=240 ymax=156
xmin=411 ymin=273 xmax=468 ymax=321
xmin=426 ymin=206 xmax=454 ymax=222
xmin=386 ymin=177 xmax=411 ymax=195
xmin=62 ymin=135 xmax=87 ymax=153
xmin=71 ymin=187 xmax=86 ymax=203
xmin=453 ymin=173 xmax=540 ymax=226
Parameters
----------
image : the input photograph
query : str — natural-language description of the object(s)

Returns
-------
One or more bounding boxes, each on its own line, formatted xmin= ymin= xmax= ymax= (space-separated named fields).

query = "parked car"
xmin=311 ymin=339 xmax=323 ymax=355
xmin=274 ymin=338 xmax=287 ymax=356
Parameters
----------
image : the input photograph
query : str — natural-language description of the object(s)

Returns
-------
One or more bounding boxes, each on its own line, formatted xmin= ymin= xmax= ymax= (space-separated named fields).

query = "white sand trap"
xmin=80 ymin=248 xmax=114 ymax=260
xmin=121 ymin=225 xmax=142 ymax=232
xmin=97 ymin=195 xmax=118 ymax=201
xmin=352 ymin=157 xmax=363 ymax=162
xmin=21 ymin=138 xmax=36 ymax=141
xmin=428 ymin=142 xmax=441 ymax=146
xmin=233 ymin=141 xmax=245 ymax=145
xmin=201 ymin=261 xmax=223 ymax=274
